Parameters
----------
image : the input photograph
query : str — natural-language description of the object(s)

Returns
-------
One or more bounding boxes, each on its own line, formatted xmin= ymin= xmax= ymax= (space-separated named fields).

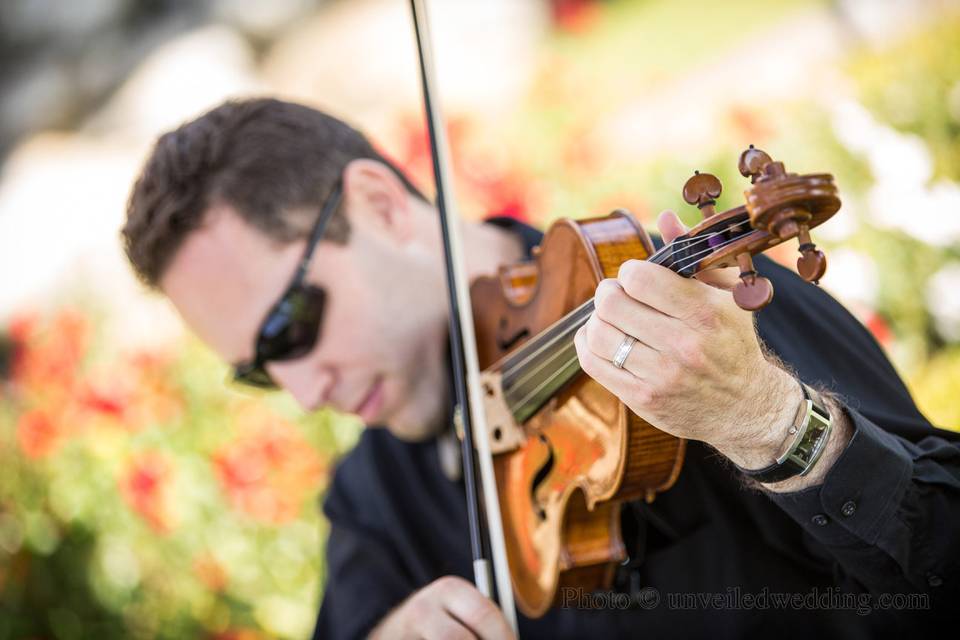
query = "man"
xmin=123 ymin=98 xmax=959 ymax=639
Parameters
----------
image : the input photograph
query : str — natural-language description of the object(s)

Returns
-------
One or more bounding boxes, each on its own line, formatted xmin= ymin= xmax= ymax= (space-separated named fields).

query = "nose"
xmin=266 ymin=358 xmax=335 ymax=411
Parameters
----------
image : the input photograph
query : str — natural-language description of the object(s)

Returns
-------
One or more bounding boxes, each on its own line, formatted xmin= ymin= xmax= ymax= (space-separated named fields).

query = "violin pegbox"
xmin=738 ymin=144 xmax=840 ymax=285
xmin=678 ymin=146 xmax=841 ymax=312
xmin=682 ymin=167 xmax=774 ymax=311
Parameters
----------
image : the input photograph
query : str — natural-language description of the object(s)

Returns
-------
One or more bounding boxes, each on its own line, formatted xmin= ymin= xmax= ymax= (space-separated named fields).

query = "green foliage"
xmin=0 ymin=309 xmax=360 ymax=639
xmin=851 ymin=16 xmax=960 ymax=181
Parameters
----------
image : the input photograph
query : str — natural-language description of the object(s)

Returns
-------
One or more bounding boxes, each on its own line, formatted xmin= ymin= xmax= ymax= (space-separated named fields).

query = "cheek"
xmin=324 ymin=275 xmax=397 ymax=365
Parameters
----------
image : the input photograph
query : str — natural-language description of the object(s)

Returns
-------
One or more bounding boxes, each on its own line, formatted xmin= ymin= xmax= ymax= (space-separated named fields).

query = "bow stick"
xmin=409 ymin=0 xmax=519 ymax=634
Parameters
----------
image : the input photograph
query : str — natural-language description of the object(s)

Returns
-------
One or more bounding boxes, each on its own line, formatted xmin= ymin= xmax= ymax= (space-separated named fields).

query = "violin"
xmin=407 ymin=0 xmax=841 ymax=627
xmin=469 ymin=146 xmax=841 ymax=616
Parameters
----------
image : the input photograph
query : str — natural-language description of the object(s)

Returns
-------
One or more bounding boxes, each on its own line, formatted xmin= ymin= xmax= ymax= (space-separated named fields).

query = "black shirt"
xmin=313 ymin=218 xmax=960 ymax=639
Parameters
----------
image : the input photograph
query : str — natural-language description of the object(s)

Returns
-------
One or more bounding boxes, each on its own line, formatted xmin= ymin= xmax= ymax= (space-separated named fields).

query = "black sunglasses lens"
xmin=257 ymin=286 xmax=326 ymax=361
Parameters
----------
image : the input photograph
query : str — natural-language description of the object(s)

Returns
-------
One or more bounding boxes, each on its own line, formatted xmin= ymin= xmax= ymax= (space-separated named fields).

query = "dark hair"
xmin=122 ymin=97 xmax=426 ymax=287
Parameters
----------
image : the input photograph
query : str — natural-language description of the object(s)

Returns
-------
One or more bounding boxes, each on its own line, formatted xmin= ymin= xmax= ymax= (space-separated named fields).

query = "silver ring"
xmin=612 ymin=335 xmax=637 ymax=369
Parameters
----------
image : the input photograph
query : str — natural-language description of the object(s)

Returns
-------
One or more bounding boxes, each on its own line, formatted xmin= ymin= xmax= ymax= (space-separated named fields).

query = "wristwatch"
xmin=735 ymin=381 xmax=833 ymax=484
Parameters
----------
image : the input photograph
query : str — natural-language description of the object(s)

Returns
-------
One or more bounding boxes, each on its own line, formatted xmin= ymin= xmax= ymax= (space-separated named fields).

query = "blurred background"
xmin=0 ymin=0 xmax=958 ymax=637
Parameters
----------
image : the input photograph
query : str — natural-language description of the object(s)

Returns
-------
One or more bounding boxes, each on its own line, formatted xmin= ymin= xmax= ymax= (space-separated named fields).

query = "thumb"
xmin=656 ymin=210 xmax=740 ymax=291
xmin=656 ymin=210 xmax=687 ymax=244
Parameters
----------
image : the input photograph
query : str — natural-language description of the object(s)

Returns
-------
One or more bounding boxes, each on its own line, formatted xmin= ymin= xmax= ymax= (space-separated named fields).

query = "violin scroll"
xmin=678 ymin=145 xmax=840 ymax=311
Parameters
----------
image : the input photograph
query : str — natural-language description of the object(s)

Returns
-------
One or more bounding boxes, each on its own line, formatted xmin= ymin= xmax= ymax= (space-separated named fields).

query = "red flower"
xmin=727 ymin=105 xmax=776 ymax=146
xmin=16 ymin=410 xmax=60 ymax=459
xmin=863 ymin=310 xmax=893 ymax=348
xmin=7 ymin=311 xmax=38 ymax=344
xmin=193 ymin=552 xmax=228 ymax=592
xmin=120 ymin=451 xmax=175 ymax=533
xmin=550 ymin=0 xmax=601 ymax=33
xmin=79 ymin=382 xmax=128 ymax=419
xmin=213 ymin=418 xmax=325 ymax=525
xmin=210 ymin=630 xmax=263 ymax=640
xmin=10 ymin=307 xmax=89 ymax=394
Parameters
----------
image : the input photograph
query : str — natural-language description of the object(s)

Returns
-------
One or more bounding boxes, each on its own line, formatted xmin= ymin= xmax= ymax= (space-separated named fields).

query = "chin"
xmin=386 ymin=418 xmax=442 ymax=443
xmin=381 ymin=374 xmax=448 ymax=442
xmin=385 ymin=401 xmax=446 ymax=443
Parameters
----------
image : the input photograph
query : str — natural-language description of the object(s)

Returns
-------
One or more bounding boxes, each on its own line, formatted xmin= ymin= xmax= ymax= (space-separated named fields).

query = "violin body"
xmin=471 ymin=211 xmax=686 ymax=617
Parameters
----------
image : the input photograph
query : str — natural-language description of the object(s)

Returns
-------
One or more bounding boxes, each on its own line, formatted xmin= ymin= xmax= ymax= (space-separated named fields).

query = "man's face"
xmin=160 ymin=166 xmax=451 ymax=441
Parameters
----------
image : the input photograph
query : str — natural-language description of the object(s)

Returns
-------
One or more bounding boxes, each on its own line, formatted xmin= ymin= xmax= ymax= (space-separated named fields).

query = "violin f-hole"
xmin=496 ymin=317 xmax=530 ymax=352
xmin=530 ymin=433 xmax=555 ymax=521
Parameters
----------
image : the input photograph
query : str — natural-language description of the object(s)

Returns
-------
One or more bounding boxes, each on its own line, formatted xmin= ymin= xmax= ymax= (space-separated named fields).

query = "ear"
xmin=342 ymin=158 xmax=415 ymax=245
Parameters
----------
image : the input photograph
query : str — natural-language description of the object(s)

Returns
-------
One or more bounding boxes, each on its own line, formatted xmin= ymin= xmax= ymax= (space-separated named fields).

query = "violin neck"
xmin=494 ymin=226 xmax=746 ymax=422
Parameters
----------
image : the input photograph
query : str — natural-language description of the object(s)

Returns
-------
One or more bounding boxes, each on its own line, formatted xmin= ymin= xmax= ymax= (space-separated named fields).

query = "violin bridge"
xmin=479 ymin=370 xmax=527 ymax=454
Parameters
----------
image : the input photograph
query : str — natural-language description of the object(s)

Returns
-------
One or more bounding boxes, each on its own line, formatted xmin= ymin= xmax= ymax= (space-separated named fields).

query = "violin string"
xmin=654 ymin=222 xmax=751 ymax=273
xmin=502 ymin=318 xmax=584 ymax=404
xmin=501 ymin=227 xmax=753 ymax=405
xmin=645 ymin=216 xmax=750 ymax=264
xmin=501 ymin=228 xmax=756 ymax=408
xmin=501 ymin=218 xmax=749 ymax=382
xmin=506 ymin=340 xmax=582 ymax=414
xmin=645 ymin=224 xmax=738 ymax=264
xmin=501 ymin=303 xmax=593 ymax=398
xmin=502 ymin=223 xmax=751 ymax=388
xmin=649 ymin=220 xmax=749 ymax=268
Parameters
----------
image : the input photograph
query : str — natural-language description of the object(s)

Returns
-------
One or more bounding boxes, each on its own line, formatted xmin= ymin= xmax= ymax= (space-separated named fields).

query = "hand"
xmin=369 ymin=576 xmax=516 ymax=640
xmin=573 ymin=210 xmax=803 ymax=469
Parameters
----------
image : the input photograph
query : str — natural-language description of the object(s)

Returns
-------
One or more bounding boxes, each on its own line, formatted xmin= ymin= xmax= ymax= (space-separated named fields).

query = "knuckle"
xmin=618 ymin=259 xmax=647 ymax=293
xmin=578 ymin=349 xmax=597 ymax=376
xmin=659 ymin=355 xmax=683 ymax=385
xmin=405 ymin=590 xmax=433 ymax=620
xmin=632 ymin=384 xmax=658 ymax=409
xmin=433 ymin=575 xmax=468 ymax=593
xmin=674 ymin=335 xmax=705 ymax=368
xmin=690 ymin=303 xmax=721 ymax=330
xmin=594 ymin=280 xmax=619 ymax=320
xmin=459 ymin=599 xmax=497 ymax=630
xmin=584 ymin=316 xmax=603 ymax=353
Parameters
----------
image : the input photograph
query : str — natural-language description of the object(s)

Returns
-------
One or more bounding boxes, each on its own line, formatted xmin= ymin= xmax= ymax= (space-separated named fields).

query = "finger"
xmin=595 ymin=277 xmax=685 ymax=346
xmin=695 ymin=264 xmax=742 ymax=291
xmin=422 ymin=614 xmax=476 ymax=640
xmin=656 ymin=209 xmax=740 ymax=291
xmin=617 ymin=258 xmax=728 ymax=323
xmin=656 ymin=210 xmax=687 ymax=244
xmin=575 ymin=325 xmax=644 ymax=398
xmin=583 ymin=311 xmax=658 ymax=380
xmin=440 ymin=578 xmax=515 ymax=640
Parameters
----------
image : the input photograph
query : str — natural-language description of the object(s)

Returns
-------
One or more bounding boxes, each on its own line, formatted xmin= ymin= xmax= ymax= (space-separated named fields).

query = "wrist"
xmin=759 ymin=395 xmax=852 ymax=492
xmin=712 ymin=366 xmax=803 ymax=470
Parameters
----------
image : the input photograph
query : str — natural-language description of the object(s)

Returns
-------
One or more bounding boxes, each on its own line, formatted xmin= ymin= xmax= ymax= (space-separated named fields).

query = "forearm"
xmin=712 ymin=373 xmax=855 ymax=494
xmin=707 ymin=364 xmax=853 ymax=493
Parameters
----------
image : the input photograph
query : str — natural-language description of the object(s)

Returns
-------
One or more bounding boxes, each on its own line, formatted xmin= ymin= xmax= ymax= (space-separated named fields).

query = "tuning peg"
xmin=732 ymin=252 xmax=774 ymax=311
xmin=795 ymin=225 xmax=827 ymax=284
xmin=682 ymin=171 xmax=723 ymax=218
xmin=738 ymin=144 xmax=774 ymax=184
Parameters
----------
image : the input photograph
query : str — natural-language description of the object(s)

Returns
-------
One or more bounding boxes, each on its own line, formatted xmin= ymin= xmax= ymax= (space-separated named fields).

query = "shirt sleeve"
xmin=312 ymin=521 xmax=412 ymax=640
xmin=764 ymin=405 xmax=960 ymax=602
xmin=312 ymin=470 xmax=415 ymax=640
xmin=745 ymin=256 xmax=960 ymax=605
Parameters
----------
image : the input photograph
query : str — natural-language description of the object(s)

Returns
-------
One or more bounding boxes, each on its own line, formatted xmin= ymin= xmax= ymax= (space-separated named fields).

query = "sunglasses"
xmin=232 ymin=182 xmax=343 ymax=389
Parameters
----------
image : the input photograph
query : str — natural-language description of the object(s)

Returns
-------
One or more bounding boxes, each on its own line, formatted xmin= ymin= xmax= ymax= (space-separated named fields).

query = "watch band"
xmin=735 ymin=382 xmax=833 ymax=484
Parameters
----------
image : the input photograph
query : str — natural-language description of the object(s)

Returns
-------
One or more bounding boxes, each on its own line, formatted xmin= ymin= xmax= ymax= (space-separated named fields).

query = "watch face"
xmin=738 ymin=386 xmax=833 ymax=483
xmin=785 ymin=401 xmax=832 ymax=471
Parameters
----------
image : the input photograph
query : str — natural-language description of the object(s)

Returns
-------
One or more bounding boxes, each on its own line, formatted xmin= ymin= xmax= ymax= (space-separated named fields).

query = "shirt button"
xmin=840 ymin=500 xmax=857 ymax=517
xmin=811 ymin=514 xmax=829 ymax=527
xmin=928 ymin=573 xmax=943 ymax=588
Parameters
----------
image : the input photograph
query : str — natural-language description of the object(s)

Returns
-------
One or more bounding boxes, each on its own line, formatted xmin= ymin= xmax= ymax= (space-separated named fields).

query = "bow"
xmin=409 ymin=0 xmax=519 ymax=634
